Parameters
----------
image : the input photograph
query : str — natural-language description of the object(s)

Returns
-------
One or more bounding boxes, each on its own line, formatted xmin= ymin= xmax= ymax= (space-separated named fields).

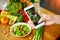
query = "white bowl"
xmin=10 ymin=22 xmax=31 ymax=37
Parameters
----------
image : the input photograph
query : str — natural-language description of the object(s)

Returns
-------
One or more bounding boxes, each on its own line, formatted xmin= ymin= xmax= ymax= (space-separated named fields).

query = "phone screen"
xmin=26 ymin=7 xmax=40 ymax=26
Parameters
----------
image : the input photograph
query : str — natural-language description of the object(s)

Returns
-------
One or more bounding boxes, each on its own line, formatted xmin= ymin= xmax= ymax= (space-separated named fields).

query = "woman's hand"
xmin=38 ymin=14 xmax=57 ymax=25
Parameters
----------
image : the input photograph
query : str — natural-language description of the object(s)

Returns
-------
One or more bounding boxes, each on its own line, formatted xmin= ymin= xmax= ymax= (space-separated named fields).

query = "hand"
xmin=38 ymin=14 xmax=56 ymax=25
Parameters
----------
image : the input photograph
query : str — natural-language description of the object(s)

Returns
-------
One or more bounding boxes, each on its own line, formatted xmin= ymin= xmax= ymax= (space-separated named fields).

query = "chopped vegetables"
xmin=11 ymin=24 xmax=30 ymax=36
xmin=32 ymin=26 xmax=44 ymax=40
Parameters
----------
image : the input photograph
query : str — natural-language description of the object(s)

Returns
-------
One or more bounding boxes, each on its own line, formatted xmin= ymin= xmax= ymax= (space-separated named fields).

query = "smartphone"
xmin=24 ymin=5 xmax=44 ymax=29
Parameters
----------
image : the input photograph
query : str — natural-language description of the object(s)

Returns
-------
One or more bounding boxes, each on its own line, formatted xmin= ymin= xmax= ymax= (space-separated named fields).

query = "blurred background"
xmin=40 ymin=0 xmax=60 ymax=15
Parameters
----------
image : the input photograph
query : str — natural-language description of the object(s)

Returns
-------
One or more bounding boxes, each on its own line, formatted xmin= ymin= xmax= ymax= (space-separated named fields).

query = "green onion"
xmin=32 ymin=26 xmax=44 ymax=40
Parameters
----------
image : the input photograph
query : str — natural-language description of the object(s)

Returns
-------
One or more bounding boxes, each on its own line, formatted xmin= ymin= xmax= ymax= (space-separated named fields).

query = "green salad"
xmin=11 ymin=24 xmax=30 ymax=36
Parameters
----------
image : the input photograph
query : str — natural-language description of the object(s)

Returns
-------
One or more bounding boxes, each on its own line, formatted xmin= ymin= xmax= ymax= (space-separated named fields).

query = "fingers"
xmin=45 ymin=21 xmax=55 ymax=25
xmin=38 ymin=14 xmax=46 ymax=23
xmin=38 ymin=14 xmax=55 ymax=25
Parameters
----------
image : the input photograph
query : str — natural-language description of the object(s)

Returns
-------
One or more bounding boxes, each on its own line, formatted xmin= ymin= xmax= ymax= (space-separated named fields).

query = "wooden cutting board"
xmin=0 ymin=7 xmax=60 ymax=40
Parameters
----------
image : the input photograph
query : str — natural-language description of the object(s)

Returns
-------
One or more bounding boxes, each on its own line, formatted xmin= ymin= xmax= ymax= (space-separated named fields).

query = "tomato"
xmin=20 ymin=10 xmax=29 ymax=22
xmin=20 ymin=10 xmax=24 ymax=14
xmin=23 ymin=16 xmax=29 ymax=22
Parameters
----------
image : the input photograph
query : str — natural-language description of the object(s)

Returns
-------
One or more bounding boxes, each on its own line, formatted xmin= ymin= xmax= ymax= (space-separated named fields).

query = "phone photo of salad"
xmin=26 ymin=7 xmax=40 ymax=26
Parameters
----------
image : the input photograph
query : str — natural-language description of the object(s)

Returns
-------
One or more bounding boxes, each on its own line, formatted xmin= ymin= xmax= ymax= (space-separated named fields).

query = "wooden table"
xmin=0 ymin=7 xmax=60 ymax=40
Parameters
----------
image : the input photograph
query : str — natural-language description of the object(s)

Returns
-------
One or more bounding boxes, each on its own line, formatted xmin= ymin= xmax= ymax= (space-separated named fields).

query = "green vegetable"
xmin=7 ymin=2 xmax=22 ymax=16
xmin=22 ymin=2 xmax=26 ymax=9
xmin=6 ymin=15 xmax=17 ymax=19
xmin=10 ymin=0 xmax=19 ymax=2
xmin=16 ymin=15 xmax=23 ymax=22
xmin=32 ymin=26 xmax=44 ymax=40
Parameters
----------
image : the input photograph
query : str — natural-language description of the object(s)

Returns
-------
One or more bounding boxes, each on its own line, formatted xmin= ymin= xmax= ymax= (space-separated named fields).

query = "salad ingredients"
xmin=32 ymin=26 xmax=44 ymax=40
xmin=1 ymin=11 xmax=8 ymax=16
xmin=16 ymin=15 xmax=23 ymax=23
xmin=6 ymin=15 xmax=17 ymax=20
xmin=1 ymin=17 xmax=9 ymax=25
xmin=11 ymin=23 xmax=30 ymax=36
xmin=20 ymin=10 xmax=29 ymax=22
xmin=9 ymin=17 xmax=17 ymax=25
xmin=7 ymin=2 xmax=22 ymax=15
xmin=22 ymin=2 xmax=26 ymax=9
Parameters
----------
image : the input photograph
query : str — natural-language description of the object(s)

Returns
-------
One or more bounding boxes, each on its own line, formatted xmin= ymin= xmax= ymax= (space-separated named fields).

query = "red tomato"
xmin=23 ymin=16 xmax=29 ymax=22
xmin=20 ymin=10 xmax=24 ymax=14
xmin=22 ymin=13 xmax=27 ymax=17
xmin=20 ymin=10 xmax=29 ymax=22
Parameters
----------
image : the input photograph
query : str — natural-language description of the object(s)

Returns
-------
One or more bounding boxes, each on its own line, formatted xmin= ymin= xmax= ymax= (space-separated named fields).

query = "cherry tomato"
xmin=20 ymin=10 xmax=29 ymax=22
xmin=20 ymin=10 xmax=24 ymax=14
xmin=23 ymin=16 xmax=29 ymax=22
xmin=22 ymin=13 xmax=27 ymax=17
